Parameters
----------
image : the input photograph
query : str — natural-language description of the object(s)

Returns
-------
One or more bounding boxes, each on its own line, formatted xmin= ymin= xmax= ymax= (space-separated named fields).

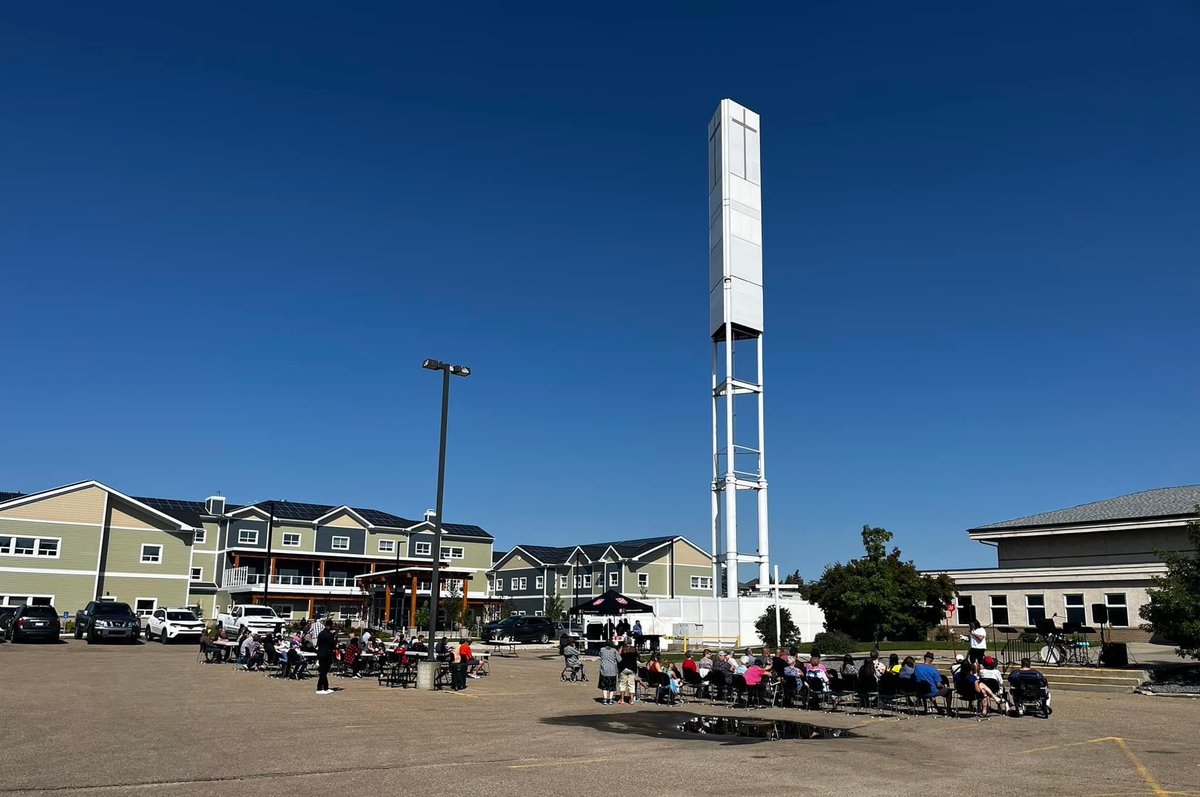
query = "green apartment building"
xmin=0 ymin=480 xmax=496 ymax=626
xmin=487 ymin=535 xmax=714 ymax=616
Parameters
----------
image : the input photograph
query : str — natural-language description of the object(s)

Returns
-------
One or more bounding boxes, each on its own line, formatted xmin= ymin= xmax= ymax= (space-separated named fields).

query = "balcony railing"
xmin=223 ymin=569 xmax=366 ymax=594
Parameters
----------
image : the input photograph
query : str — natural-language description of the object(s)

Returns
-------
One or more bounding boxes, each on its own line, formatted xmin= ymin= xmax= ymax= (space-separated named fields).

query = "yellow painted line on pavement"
xmin=1020 ymin=736 xmax=1170 ymax=797
xmin=1112 ymin=737 xmax=1169 ymax=797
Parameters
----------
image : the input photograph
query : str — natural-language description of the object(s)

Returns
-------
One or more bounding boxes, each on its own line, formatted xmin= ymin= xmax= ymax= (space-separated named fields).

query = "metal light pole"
xmin=422 ymin=358 xmax=471 ymax=661
xmin=263 ymin=500 xmax=276 ymax=603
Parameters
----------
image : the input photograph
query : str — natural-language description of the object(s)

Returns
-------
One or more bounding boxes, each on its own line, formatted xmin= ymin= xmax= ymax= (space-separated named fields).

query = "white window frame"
xmin=440 ymin=546 xmax=465 ymax=559
xmin=637 ymin=573 xmax=649 ymax=588
xmin=190 ymin=567 xmax=203 ymax=581
xmin=331 ymin=536 xmax=350 ymax=552
xmin=140 ymin=544 xmax=163 ymax=564
xmin=0 ymin=535 xmax=62 ymax=559
xmin=510 ymin=577 xmax=519 ymax=591
xmin=193 ymin=528 xmax=206 ymax=544
xmin=414 ymin=540 xmax=432 ymax=556
xmin=535 ymin=575 xmax=544 ymax=590
xmin=237 ymin=528 xmax=259 ymax=545
xmin=691 ymin=575 xmax=713 ymax=590
xmin=1 ymin=594 xmax=56 ymax=607
xmin=989 ymin=594 xmax=1009 ymax=625
xmin=1105 ymin=593 xmax=1129 ymax=627
xmin=1025 ymin=593 xmax=1046 ymax=626
xmin=134 ymin=597 xmax=157 ymax=617
xmin=583 ymin=574 xmax=592 ymax=588
xmin=609 ymin=572 xmax=619 ymax=587
xmin=281 ymin=532 xmax=301 ymax=548
xmin=558 ymin=575 xmax=568 ymax=590
xmin=1063 ymin=593 xmax=1085 ymax=625
xmin=378 ymin=539 xmax=396 ymax=553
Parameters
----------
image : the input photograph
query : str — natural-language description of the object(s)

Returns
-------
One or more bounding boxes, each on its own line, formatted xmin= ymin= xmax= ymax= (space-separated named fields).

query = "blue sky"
xmin=2 ymin=3 xmax=1198 ymax=579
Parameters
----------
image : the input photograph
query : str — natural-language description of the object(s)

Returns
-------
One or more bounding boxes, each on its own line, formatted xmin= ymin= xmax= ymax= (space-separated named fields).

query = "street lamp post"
xmin=422 ymin=358 xmax=471 ymax=661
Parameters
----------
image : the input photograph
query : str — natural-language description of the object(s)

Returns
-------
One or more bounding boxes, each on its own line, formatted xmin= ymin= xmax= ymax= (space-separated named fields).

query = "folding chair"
xmin=682 ymin=669 xmax=708 ymax=701
xmin=730 ymin=674 xmax=752 ymax=709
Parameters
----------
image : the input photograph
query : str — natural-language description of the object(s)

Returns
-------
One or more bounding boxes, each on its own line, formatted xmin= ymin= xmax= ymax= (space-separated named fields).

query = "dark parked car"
xmin=74 ymin=601 xmax=140 ymax=644
xmin=0 ymin=605 xmax=21 ymax=641
xmin=7 ymin=604 xmax=61 ymax=643
xmin=481 ymin=616 xmax=555 ymax=644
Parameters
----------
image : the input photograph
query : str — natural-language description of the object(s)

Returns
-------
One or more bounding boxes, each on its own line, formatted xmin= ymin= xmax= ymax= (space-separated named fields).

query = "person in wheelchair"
xmin=561 ymin=639 xmax=585 ymax=681
xmin=1009 ymin=657 xmax=1052 ymax=717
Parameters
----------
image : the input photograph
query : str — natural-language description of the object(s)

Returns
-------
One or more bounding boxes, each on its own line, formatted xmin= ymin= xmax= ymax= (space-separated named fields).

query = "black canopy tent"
xmin=569 ymin=590 xmax=659 ymax=652
xmin=568 ymin=589 xmax=654 ymax=616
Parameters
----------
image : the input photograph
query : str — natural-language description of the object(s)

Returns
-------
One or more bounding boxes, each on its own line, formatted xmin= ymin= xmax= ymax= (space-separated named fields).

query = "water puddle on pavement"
xmin=676 ymin=715 xmax=854 ymax=741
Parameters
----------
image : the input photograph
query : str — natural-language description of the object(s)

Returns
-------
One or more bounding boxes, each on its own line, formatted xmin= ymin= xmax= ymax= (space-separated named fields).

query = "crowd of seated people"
xmin=650 ymin=645 xmax=1051 ymax=718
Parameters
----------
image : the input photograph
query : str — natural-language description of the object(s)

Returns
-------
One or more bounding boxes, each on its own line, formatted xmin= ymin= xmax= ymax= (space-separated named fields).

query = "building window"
xmin=638 ymin=573 xmax=649 ymax=588
xmin=440 ymin=546 xmax=464 ymax=559
xmin=193 ymin=529 xmax=206 ymax=544
xmin=510 ymin=577 xmax=520 ymax=591
xmin=414 ymin=541 xmax=432 ymax=556
xmin=1 ymin=595 xmax=55 ymax=607
xmin=609 ymin=572 xmax=619 ymax=587
xmin=990 ymin=595 xmax=1008 ymax=626
xmin=378 ymin=539 xmax=395 ymax=553
xmin=957 ymin=595 xmax=973 ymax=622
xmin=558 ymin=575 xmax=568 ymax=590
xmin=0 ymin=536 xmax=61 ymax=558
xmin=190 ymin=567 xmax=203 ymax=581
xmin=1064 ymin=594 xmax=1085 ymax=626
xmin=514 ymin=611 xmax=526 ymax=616
xmin=237 ymin=529 xmax=258 ymax=545
xmin=535 ymin=576 xmax=544 ymax=590
xmin=140 ymin=544 xmax=163 ymax=564
xmin=134 ymin=598 xmax=156 ymax=617
xmin=282 ymin=533 xmax=301 ymax=547
xmin=518 ymin=577 xmax=528 ymax=590
xmin=691 ymin=576 xmax=713 ymax=590
xmin=1026 ymin=594 xmax=1046 ymax=626
xmin=331 ymin=536 xmax=350 ymax=551
xmin=1105 ymin=593 xmax=1129 ymax=627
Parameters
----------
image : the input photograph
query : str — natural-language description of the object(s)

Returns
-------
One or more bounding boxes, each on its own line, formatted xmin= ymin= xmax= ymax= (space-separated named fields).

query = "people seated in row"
xmin=239 ymin=632 xmax=265 ymax=671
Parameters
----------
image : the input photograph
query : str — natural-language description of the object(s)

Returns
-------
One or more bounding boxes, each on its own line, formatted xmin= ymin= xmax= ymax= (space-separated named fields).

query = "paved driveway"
xmin=2 ymin=639 xmax=1195 ymax=796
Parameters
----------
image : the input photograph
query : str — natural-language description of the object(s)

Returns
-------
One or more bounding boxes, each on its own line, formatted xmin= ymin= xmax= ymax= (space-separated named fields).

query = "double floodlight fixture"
xmin=422 ymin=359 xmax=471 ymax=377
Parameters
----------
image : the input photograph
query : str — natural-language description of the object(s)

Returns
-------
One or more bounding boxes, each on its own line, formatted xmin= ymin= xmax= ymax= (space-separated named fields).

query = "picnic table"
xmin=486 ymin=640 xmax=519 ymax=657
xmin=212 ymin=639 xmax=238 ymax=661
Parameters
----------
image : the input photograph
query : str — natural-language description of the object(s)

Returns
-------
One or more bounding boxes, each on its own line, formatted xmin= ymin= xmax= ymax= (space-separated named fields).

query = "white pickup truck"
xmin=216 ymin=604 xmax=285 ymax=636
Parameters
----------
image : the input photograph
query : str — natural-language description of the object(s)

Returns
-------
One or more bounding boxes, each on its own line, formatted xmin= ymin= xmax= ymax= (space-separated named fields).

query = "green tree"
xmin=807 ymin=525 xmax=957 ymax=643
xmin=545 ymin=591 xmax=566 ymax=622
xmin=754 ymin=604 xmax=801 ymax=648
xmin=783 ymin=568 xmax=812 ymax=599
xmin=1140 ymin=507 xmax=1200 ymax=660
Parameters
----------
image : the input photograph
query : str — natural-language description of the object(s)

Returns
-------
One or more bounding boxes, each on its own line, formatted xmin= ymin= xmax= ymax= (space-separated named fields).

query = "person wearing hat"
xmin=978 ymin=655 xmax=1007 ymax=711
xmin=912 ymin=652 xmax=950 ymax=710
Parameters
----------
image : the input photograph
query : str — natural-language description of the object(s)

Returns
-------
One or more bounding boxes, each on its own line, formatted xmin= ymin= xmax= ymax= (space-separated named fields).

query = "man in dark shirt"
xmin=315 ymin=621 xmax=336 ymax=695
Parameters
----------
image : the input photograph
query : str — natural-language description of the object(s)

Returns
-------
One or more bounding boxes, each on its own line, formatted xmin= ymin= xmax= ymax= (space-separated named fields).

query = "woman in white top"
xmin=961 ymin=620 xmax=987 ymax=666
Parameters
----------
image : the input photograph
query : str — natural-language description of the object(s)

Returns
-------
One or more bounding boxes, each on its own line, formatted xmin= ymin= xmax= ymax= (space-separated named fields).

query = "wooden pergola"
xmin=355 ymin=565 xmax=478 ymax=628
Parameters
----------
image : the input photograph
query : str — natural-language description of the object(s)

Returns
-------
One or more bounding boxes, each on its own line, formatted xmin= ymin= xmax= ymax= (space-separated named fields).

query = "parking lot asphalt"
xmin=3 ymin=638 xmax=1197 ymax=797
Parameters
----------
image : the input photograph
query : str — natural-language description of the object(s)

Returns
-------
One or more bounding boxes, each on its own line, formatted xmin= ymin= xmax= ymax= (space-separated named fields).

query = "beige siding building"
xmin=488 ymin=535 xmax=713 ymax=617
xmin=929 ymin=485 xmax=1198 ymax=642
xmin=0 ymin=480 xmax=497 ymax=628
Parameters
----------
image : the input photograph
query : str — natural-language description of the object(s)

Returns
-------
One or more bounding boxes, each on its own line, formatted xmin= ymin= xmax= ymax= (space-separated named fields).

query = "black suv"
xmin=481 ymin=616 xmax=555 ymax=644
xmin=75 ymin=601 xmax=140 ymax=644
xmin=6 ymin=604 xmax=61 ymax=643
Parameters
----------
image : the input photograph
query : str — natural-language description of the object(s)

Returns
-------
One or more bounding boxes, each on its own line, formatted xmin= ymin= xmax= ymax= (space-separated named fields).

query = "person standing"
xmin=315 ymin=622 xmax=336 ymax=695
xmin=597 ymin=640 xmax=620 ymax=705
xmin=617 ymin=639 xmax=639 ymax=705
xmin=961 ymin=620 xmax=987 ymax=666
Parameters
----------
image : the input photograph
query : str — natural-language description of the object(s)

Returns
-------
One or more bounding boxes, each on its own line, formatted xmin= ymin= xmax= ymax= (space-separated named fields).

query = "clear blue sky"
xmin=2 ymin=3 xmax=1198 ymax=580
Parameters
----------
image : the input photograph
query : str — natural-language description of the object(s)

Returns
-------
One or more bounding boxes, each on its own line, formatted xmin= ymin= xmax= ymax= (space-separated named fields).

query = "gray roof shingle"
xmin=974 ymin=485 xmax=1200 ymax=531
xmin=507 ymin=536 xmax=691 ymax=567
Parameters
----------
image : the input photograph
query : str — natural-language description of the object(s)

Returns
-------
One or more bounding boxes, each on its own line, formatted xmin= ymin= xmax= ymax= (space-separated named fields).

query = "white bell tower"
xmin=708 ymin=99 xmax=770 ymax=597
